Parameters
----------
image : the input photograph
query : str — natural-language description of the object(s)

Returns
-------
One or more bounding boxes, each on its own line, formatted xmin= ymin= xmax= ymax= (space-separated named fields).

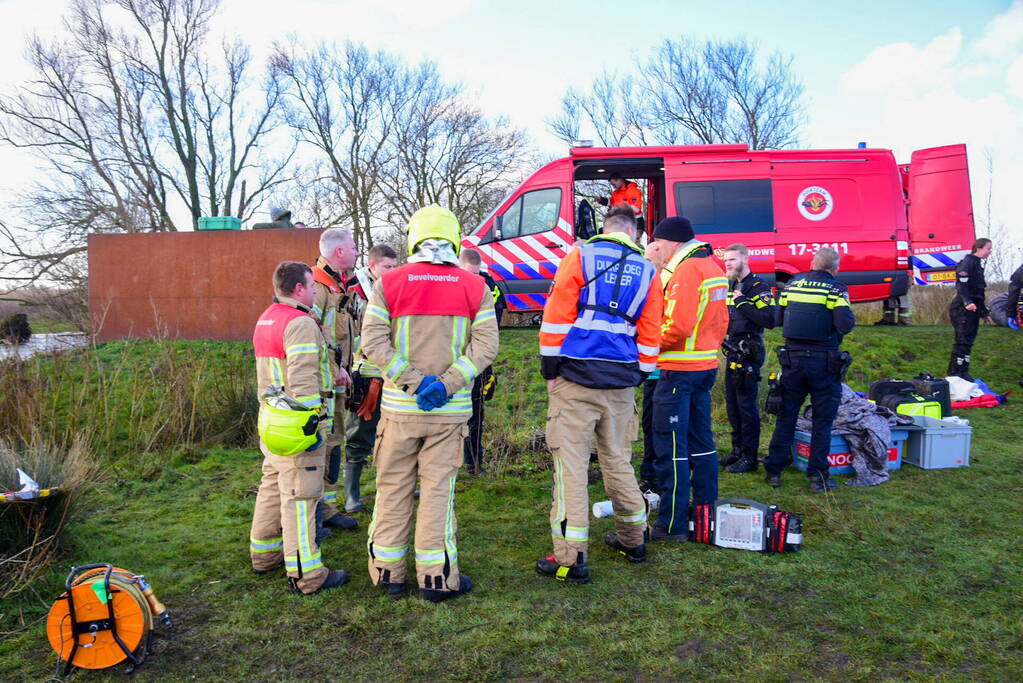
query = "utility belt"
xmin=689 ymin=499 xmax=802 ymax=554
xmin=776 ymin=346 xmax=853 ymax=379
xmin=723 ymin=336 xmax=764 ymax=390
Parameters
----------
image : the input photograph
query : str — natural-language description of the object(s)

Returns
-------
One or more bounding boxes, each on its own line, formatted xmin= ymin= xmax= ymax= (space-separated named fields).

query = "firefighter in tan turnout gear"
xmin=250 ymin=261 xmax=349 ymax=595
xmin=310 ymin=228 xmax=360 ymax=536
xmin=360 ymin=205 xmax=499 ymax=602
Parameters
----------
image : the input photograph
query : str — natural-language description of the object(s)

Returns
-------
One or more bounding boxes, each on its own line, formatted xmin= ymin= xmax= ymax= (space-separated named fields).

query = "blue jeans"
xmin=651 ymin=369 xmax=718 ymax=536
xmin=764 ymin=352 xmax=841 ymax=479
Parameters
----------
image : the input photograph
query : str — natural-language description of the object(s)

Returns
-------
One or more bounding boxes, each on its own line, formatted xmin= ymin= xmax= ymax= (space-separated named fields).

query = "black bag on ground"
xmin=868 ymin=378 xmax=915 ymax=403
xmin=909 ymin=372 xmax=952 ymax=417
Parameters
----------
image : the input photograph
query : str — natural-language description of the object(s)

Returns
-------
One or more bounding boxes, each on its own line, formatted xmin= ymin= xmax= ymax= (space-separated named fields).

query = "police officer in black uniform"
xmin=719 ymin=244 xmax=776 ymax=474
xmin=947 ymin=238 xmax=993 ymax=381
xmin=764 ymin=247 xmax=855 ymax=493
xmin=459 ymin=248 xmax=506 ymax=474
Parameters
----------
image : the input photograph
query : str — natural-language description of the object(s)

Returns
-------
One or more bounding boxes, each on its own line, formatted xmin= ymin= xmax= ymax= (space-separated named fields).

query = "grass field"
xmin=1 ymin=325 xmax=1021 ymax=681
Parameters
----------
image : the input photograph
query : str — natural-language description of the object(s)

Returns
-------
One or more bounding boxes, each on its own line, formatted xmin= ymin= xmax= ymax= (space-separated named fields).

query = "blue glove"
xmin=305 ymin=431 xmax=323 ymax=452
xmin=415 ymin=378 xmax=449 ymax=411
xmin=416 ymin=376 xmax=440 ymax=394
xmin=1009 ymin=317 xmax=1020 ymax=331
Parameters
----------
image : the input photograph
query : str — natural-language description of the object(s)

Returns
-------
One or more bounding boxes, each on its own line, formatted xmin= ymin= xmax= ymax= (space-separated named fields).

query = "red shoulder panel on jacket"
xmin=382 ymin=263 xmax=485 ymax=319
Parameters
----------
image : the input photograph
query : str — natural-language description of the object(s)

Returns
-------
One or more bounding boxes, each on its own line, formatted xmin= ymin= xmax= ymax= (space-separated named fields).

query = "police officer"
xmin=764 ymin=247 xmax=855 ymax=493
xmin=948 ymin=238 xmax=993 ymax=381
xmin=459 ymin=247 xmax=505 ymax=475
xmin=720 ymin=244 xmax=775 ymax=474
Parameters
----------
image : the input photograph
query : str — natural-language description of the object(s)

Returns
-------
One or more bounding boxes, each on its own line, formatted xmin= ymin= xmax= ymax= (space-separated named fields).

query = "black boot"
xmin=726 ymin=448 xmax=758 ymax=473
xmin=420 ymin=574 xmax=474 ymax=603
xmin=535 ymin=554 xmax=590 ymax=583
xmin=719 ymin=447 xmax=742 ymax=469
xmin=604 ymin=533 xmax=646 ymax=563
xmin=808 ymin=473 xmax=838 ymax=493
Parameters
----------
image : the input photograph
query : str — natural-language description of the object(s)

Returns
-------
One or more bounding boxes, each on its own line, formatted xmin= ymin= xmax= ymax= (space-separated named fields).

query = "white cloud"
xmin=840 ymin=28 xmax=962 ymax=94
xmin=809 ymin=6 xmax=1023 ymax=254
xmin=1008 ymin=55 xmax=1023 ymax=98
xmin=974 ymin=0 xmax=1023 ymax=59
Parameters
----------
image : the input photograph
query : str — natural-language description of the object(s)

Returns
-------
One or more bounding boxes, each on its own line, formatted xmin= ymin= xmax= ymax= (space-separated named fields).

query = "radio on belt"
xmin=689 ymin=498 xmax=803 ymax=553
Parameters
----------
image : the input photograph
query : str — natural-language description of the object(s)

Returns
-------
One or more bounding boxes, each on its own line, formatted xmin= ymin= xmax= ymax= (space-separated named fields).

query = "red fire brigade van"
xmin=462 ymin=143 xmax=975 ymax=312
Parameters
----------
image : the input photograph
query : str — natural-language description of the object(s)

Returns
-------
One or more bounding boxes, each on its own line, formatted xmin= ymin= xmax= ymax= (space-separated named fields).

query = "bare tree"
xmin=271 ymin=40 xmax=405 ymax=251
xmin=273 ymin=41 xmax=535 ymax=250
xmin=0 ymin=0 xmax=293 ymax=299
xmin=380 ymin=76 xmax=534 ymax=233
xmin=549 ymin=38 xmax=804 ymax=150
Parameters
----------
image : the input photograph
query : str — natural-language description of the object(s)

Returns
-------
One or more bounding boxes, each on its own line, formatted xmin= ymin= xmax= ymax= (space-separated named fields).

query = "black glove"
xmin=596 ymin=196 xmax=609 ymax=207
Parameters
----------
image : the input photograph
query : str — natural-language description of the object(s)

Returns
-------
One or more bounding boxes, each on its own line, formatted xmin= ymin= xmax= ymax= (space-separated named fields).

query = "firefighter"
xmin=598 ymin=173 xmax=644 ymax=234
xmin=947 ymin=238 xmax=993 ymax=381
xmin=535 ymin=206 xmax=662 ymax=582
xmin=360 ymin=205 xmax=499 ymax=602
xmin=249 ymin=261 xmax=349 ymax=594
xmin=310 ymin=228 xmax=359 ymax=536
xmin=720 ymin=244 xmax=776 ymax=474
xmin=459 ymin=247 xmax=505 ymax=475
xmin=650 ymin=217 xmax=728 ymax=541
xmin=344 ymin=243 xmax=398 ymax=512
xmin=764 ymin=247 xmax=855 ymax=493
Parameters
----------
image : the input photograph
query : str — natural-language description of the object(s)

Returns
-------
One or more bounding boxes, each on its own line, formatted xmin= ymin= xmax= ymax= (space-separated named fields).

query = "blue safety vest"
xmin=559 ymin=234 xmax=657 ymax=364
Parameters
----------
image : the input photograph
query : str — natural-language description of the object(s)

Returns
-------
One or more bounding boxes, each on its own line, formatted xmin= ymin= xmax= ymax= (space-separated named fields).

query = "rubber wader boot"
xmin=343 ymin=461 xmax=366 ymax=513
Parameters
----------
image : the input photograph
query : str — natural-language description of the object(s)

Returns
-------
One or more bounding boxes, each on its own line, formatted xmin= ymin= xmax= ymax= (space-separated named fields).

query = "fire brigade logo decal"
xmin=797 ymin=186 xmax=833 ymax=221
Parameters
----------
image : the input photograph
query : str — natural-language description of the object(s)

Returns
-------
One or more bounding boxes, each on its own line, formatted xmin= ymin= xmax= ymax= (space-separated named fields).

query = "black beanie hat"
xmin=652 ymin=216 xmax=694 ymax=243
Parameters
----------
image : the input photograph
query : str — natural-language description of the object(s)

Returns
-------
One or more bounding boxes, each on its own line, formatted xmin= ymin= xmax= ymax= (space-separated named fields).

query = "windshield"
xmin=472 ymin=188 xmax=516 ymax=238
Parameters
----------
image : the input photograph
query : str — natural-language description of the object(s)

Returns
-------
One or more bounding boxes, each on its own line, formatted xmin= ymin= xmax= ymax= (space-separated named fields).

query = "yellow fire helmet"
xmin=257 ymin=404 xmax=320 ymax=456
xmin=407 ymin=205 xmax=460 ymax=256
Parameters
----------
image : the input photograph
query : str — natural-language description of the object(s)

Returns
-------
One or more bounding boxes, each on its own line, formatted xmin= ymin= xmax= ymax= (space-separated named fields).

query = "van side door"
xmin=487 ymin=186 xmax=572 ymax=311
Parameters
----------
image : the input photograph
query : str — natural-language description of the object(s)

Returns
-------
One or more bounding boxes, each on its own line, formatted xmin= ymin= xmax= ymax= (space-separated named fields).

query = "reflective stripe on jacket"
xmin=539 ymin=233 xmax=661 ymax=383
xmin=777 ymin=270 xmax=855 ymax=349
xmin=360 ymin=262 xmax=500 ymax=422
xmin=253 ymin=297 xmax=330 ymax=417
xmin=658 ymin=241 xmax=728 ymax=371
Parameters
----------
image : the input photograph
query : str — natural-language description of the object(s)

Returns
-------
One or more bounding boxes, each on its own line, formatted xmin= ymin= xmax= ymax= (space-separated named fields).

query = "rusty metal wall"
xmin=89 ymin=229 xmax=325 ymax=341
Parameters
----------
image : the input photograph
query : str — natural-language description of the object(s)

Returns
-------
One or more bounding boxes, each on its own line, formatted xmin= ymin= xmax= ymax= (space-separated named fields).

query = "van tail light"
xmin=896 ymin=240 xmax=910 ymax=268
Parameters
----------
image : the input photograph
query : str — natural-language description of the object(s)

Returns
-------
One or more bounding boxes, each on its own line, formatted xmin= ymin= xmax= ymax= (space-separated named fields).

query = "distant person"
xmin=764 ymin=247 xmax=855 ymax=493
xmin=252 ymin=208 xmax=296 ymax=230
xmin=295 ymin=222 xmax=307 ymax=229
xmin=874 ymin=294 xmax=912 ymax=326
xmin=1006 ymin=262 xmax=1023 ymax=327
xmin=720 ymin=244 xmax=775 ymax=474
xmin=947 ymin=238 xmax=993 ymax=381
xmin=250 ymin=261 xmax=348 ymax=595
xmin=459 ymin=247 xmax=505 ymax=475
xmin=344 ymin=243 xmax=399 ymax=513
xmin=598 ymin=173 xmax=642 ymax=217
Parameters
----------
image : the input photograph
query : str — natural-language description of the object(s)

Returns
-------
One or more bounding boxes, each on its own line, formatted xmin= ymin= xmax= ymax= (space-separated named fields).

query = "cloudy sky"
xmin=0 ymin=0 xmax=1019 ymax=245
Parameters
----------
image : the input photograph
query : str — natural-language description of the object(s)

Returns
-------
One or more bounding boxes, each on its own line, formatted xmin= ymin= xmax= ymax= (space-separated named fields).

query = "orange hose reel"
xmin=46 ymin=564 xmax=171 ymax=674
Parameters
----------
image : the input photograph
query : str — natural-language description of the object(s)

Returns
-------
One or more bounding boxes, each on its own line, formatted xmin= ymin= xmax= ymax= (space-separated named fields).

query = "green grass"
xmin=1 ymin=325 xmax=1021 ymax=680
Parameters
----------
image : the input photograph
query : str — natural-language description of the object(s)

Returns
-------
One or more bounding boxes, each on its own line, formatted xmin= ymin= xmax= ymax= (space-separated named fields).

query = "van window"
xmin=673 ymin=179 xmax=773 ymax=234
xmin=499 ymin=188 xmax=562 ymax=238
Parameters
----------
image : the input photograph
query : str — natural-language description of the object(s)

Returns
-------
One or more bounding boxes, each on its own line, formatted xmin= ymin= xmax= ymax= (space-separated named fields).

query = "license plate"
xmin=925 ymin=270 xmax=956 ymax=283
